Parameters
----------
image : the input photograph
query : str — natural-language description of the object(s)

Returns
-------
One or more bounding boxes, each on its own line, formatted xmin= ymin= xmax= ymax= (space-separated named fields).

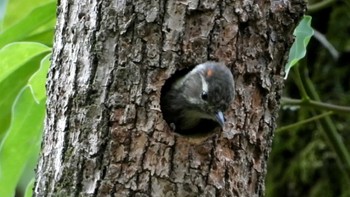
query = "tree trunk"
xmin=35 ymin=0 xmax=305 ymax=196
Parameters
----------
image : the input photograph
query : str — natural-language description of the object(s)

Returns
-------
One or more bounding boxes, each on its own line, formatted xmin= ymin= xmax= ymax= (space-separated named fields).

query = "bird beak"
xmin=215 ymin=111 xmax=225 ymax=127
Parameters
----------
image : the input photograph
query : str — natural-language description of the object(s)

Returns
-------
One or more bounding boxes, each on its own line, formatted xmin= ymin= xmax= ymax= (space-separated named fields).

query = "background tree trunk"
xmin=35 ymin=0 xmax=305 ymax=196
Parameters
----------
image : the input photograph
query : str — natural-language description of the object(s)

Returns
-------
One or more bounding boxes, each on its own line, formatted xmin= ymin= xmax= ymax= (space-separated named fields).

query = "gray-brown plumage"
xmin=161 ymin=62 xmax=235 ymax=135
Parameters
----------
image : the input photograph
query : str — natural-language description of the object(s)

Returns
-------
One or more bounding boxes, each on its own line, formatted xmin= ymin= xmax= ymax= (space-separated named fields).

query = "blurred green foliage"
xmin=2 ymin=0 xmax=53 ymax=28
xmin=267 ymin=1 xmax=350 ymax=197
xmin=0 ymin=0 xmax=55 ymax=196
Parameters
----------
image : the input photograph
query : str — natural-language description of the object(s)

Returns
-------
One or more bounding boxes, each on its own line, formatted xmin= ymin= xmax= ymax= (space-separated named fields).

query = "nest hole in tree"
xmin=160 ymin=67 xmax=222 ymax=137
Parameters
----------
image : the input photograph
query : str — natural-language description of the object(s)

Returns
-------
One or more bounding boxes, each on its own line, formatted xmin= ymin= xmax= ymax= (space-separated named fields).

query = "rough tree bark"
xmin=35 ymin=0 xmax=305 ymax=196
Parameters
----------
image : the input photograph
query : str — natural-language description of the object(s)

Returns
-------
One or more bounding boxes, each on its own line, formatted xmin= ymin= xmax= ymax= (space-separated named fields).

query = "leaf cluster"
xmin=0 ymin=0 xmax=56 ymax=196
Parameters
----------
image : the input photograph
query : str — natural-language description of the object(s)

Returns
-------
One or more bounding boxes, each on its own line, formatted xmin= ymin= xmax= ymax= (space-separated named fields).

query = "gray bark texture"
xmin=35 ymin=0 xmax=305 ymax=196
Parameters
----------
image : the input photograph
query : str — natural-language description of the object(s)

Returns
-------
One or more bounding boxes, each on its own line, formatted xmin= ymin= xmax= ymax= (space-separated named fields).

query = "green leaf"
xmin=24 ymin=178 xmax=35 ymax=197
xmin=25 ymin=27 xmax=55 ymax=47
xmin=0 ymin=42 xmax=50 ymax=82
xmin=28 ymin=53 xmax=51 ymax=102
xmin=0 ymin=1 xmax=56 ymax=48
xmin=0 ymin=42 xmax=50 ymax=139
xmin=2 ymin=0 xmax=52 ymax=29
xmin=0 ymin=86 xmax=45 ymax=197
xmin=284 ymin=15 xmax=314 ymax=79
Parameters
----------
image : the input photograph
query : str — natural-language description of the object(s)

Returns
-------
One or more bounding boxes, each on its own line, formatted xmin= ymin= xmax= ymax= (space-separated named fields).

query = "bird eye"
xmin=201 ymin=91 xmax=208 ymax=100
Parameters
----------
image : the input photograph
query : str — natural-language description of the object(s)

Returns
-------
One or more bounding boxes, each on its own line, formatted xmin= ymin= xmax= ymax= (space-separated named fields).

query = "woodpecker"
xmin=161 ymin=62 xmax=235 ymax=135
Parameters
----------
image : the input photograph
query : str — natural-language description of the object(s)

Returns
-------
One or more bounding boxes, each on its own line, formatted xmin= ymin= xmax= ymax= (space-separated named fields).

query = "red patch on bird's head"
xmin=206 ymin=69 xmax=213 ymax=77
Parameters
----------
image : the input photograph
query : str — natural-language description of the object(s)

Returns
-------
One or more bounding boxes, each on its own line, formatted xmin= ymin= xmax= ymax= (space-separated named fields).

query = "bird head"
xmin=175 ymin=62 xmax=235 ymax=128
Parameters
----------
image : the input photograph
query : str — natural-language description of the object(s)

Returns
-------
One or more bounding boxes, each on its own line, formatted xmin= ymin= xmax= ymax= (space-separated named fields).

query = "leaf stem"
xmin=276 ymin=111 xmax=333 ymax=133
xmin=301 ymin=65 xmax=350 ymax=182
xmin=281 ymin=97 xmax=350 ymax=114
xmin=293 ymin=67 xmax=310 ymax=99
xmin=307 ymin=0 xmax=335 ymax=13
